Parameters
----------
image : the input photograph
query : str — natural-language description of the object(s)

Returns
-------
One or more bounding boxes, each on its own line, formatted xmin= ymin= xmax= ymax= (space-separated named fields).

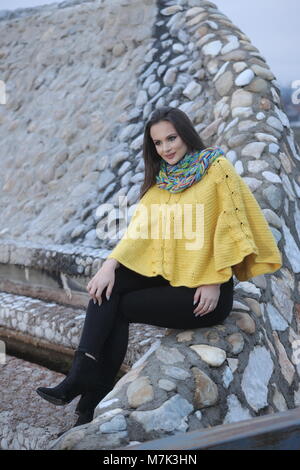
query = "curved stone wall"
xmin=1 ymin=0 xmax=300 ymax=451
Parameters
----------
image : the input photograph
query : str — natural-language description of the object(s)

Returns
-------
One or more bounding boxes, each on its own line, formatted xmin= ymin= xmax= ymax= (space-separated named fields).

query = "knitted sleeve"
xmin=213 ymin=157 xmax=282 ymax=281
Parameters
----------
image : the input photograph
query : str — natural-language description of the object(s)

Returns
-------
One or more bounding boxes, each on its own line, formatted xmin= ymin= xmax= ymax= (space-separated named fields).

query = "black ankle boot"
xmin=73 ymin=384 xmax=113 ymax=426
xmin=36 ymin=350 xmax=100 ymax=406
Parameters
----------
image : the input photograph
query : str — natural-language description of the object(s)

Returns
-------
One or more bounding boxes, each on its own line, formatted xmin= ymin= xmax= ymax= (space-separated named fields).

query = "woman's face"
xmin=150 ymin=120 xmax=188 ymax=165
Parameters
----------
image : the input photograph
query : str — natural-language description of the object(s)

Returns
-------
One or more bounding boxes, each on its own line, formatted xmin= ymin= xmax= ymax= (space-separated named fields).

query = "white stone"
xmin=255 ymin=132 xmax=278 ymax=143
xmin=98 ymin=398 xmax=120 ymax=409
xmin=248 ymin=160 xmax=269 ymax=173
xmin=235 ymin=69 xmax=255 ymax=86
xmin=189 ymin=345 xmax=226 ymax=366
xmin=241 ymin=142 xmax=266 ymax=159
xmin=234 ymin=160 xmax=244 ymax=175
xmin=262 ymin=171 xmax=281 ymax=183
xmin=135 ymin=90 xmax=148 ymax=107
xmin=235 ymin=281 xmax=261 ymax=295
xmin=241 ymin=346 xmax=274 ymax=412
xmin=226 ymin=150 xmax=237 ymax=163
xmin=172 ymin=43 xmax=184 ymax=53
xmin=202 ymin=40 xmax=223 ymax=56
xmin=221 ymin=36 xmax=239 ymax=54
xmin=256 ymin=112 xmax=265 ymax=120
xmin=223 ymin=394 xmax=252 ymax=424
xmin=269 ymin=143 xmax=280 ymax=154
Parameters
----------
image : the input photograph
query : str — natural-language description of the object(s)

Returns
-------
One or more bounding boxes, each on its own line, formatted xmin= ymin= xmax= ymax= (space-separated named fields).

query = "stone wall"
xmin=0 ymin=0 xmax=156 ymax=247
xmin=1 ymin=0 xmax=300 ymax=451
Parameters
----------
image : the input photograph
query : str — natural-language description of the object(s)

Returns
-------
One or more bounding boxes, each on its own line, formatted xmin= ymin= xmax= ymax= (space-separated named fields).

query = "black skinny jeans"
xmin=77 ymin=264 xmax=234 ymax=389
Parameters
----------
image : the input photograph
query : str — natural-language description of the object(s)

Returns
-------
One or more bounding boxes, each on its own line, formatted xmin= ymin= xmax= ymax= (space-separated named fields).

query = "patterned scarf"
xmin=156 ymin=146 xmax=224 ymax=193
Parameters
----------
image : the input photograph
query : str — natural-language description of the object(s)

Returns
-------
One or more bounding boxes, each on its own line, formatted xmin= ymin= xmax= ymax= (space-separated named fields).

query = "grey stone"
xmin=215 ymin=71 xmax=233 ymax=96
xmin=266 ymin=304 xmax=289 ymax=331
xmin=155 ymin=346 xmax=185 ymax=364
xmin=263 ymin=185 xmax=283 ymax=210
xmin=241 ymin=346 xmax=274 ymax=412
xmin=223 ymin=395 xmax=252 ymax=424
xmin=130 ymin=394 xmax=193 ymax=433
xmin=160 ymin=365 xmax=190 ymax=380
xmin=158 ymin=379 xmax=176 ymax=392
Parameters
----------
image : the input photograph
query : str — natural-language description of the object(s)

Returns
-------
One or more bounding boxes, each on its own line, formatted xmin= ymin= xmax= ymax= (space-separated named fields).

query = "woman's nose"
xmin=163 ymin=142 xmax=171 ymax=152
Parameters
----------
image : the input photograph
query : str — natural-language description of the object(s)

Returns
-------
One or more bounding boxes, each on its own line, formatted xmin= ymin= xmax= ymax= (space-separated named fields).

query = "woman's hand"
xmin=86 ymin=258 xmax=119 ymax=306
xmin=193 ymin=284 xmax=221 ymax=317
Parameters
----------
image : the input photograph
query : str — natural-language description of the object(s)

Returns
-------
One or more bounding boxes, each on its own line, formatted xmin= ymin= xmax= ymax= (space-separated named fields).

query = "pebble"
xmin=235 ymin=69 xmax=255 ymax=86
xmin=189 ymin=345 xmax=226 ymax=366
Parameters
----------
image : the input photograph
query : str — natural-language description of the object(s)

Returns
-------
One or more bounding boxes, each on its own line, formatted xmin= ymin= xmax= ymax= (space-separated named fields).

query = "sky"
xmin=0 ymin=0 xmax=299 ymax=87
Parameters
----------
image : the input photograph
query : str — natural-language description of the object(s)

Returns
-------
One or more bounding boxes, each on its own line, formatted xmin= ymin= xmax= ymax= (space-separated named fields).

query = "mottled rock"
xmin=131 ymin=394 xmax=193 ymax=433
xmin=189 ymin=345 xmax=226 ymax=366
xmin=127 ymin=376 xmax=154 ymax=408
xmin=191 ymin=367 xmax=219 ymax=408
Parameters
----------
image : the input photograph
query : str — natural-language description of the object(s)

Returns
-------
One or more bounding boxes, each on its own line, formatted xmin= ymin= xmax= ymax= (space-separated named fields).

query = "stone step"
xmin=0 ymin=290 xmax=168 ymax=449
xmin=0 ymin=238 xmax=110 ymax=309
xmin=0 ymin=290 xmax=168 ymax=372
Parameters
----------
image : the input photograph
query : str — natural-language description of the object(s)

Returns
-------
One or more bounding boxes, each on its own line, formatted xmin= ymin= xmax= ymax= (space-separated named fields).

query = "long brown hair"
xmin=139 ymin=106 xmax=206 ymax=199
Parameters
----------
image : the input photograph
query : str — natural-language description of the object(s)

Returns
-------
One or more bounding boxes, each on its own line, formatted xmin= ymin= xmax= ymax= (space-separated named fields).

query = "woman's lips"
xmin=165 ymin=153 xmax=175 ymax=159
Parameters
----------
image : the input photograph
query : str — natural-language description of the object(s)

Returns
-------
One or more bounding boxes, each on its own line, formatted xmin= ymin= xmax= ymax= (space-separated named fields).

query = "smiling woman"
xmin=150 ymin=121 xmax=189 ymax=166
xmin=36 ymin=106 xmax=282 ymax=434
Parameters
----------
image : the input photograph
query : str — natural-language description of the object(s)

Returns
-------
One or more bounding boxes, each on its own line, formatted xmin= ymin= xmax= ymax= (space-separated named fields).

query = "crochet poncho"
xmin=107 ymin=156 xmax=282 ymax=287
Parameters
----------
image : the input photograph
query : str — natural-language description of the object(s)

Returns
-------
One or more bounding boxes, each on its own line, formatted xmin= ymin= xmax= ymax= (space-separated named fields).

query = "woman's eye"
xmin=154 ymin=136 xmax=176 ymax=145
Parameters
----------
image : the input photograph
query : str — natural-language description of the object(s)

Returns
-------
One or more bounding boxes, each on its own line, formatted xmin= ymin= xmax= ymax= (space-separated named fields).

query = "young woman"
xmin=36 ymin=106 xmax=282 ymax=428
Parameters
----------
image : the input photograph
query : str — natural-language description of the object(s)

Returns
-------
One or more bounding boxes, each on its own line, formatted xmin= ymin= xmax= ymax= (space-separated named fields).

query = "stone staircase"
xmin=0 ymin=241 xmax=168 ymax=450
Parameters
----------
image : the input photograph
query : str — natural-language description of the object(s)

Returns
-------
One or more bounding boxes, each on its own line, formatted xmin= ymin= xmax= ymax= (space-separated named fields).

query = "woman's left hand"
xmin=193 ymin=284 xmax=221 ymax=317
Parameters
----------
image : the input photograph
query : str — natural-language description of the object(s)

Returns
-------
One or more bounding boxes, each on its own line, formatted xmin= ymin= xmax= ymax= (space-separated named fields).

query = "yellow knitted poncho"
xmin=107 ymin=156 xmax=282 ymax=287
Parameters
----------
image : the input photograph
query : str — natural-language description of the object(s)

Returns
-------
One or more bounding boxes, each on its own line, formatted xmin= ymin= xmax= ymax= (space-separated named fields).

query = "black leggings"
xmin=77 ymin=264 xmax=234 ymax=388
